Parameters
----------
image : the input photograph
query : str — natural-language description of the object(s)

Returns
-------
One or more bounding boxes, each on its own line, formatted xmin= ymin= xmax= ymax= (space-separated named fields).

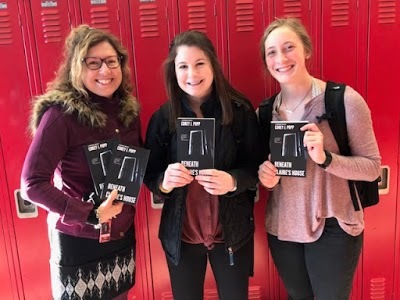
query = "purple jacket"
xmin=21 ymin=91 xmax=142 ymax=240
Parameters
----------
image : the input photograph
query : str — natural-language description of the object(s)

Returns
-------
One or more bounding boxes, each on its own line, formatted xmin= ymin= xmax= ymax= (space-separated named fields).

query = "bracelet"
xmin=159 ymin=184 xmax=173 ymax=194
xmin=95 ymin=208 xmax=100 ymax=221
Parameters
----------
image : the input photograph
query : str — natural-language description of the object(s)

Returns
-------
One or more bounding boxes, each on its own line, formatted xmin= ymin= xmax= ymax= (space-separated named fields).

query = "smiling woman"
xmin=257 ymin=17 xmax=381 ymax=300
xmin=82 ymin=42 xmax=123 ymax=99
xmin=144 ymin=30 xmax=263 ymax=300
xmin=20 ymin=25 xmax=141 ymax=300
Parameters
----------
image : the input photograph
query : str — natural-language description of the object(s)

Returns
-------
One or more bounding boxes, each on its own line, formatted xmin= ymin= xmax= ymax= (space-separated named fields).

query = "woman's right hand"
xmin=160 ymin=163 xmax=194 ymax=192
xmin=258 ymin=160 xmax=280 ymax=189
xmin=96 ymin=190 xmax=124 ymax=223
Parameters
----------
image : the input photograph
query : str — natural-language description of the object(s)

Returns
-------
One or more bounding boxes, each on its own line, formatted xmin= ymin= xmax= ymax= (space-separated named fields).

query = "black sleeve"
xmin=143 ymin=107 xmax=171 ymax=196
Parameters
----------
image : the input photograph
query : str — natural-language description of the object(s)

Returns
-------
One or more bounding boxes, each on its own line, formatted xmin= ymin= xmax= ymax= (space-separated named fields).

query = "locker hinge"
xmin=214 ymin=2 xmax=216 ymax=16
xmin=117 ymin=9 xmax=120 ymax=22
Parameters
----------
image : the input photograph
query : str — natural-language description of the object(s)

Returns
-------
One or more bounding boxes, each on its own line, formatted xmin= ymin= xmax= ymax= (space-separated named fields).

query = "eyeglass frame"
xmin=81 ymin=55 xmax=123 ymax=70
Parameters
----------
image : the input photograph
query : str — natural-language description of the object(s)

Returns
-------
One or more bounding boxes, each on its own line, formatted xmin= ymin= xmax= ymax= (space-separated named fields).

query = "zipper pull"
xmin=228 ymin=247 xmax=234 ymax=266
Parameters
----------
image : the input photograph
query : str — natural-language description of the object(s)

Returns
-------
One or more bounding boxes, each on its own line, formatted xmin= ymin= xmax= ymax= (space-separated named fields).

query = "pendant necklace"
xmin=283 ymin=79 xmax=313 ymax=114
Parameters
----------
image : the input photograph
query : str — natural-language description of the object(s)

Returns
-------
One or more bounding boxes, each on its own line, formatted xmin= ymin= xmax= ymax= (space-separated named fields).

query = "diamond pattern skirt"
xmin=49 ymin=226 xmax=135 ymax=300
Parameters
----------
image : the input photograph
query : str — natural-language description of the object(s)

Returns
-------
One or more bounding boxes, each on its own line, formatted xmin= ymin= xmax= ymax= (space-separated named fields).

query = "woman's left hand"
xmin=195 ymin=169 xmax=236 ymax=195
xmin=301 ymin=123 xmax=326 ymax=164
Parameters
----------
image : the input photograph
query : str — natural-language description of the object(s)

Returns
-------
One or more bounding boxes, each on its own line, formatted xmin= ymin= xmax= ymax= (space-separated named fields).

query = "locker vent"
xmin=370 ymin=277 xmax=385 ymax=299
xmin=283 ymin=0 xmax=302 ymax=18
xmin=161 ymin=291 xmax=173 ymax=300
xmin=90 ymin=6 xmax=111 ymax=30
xmin=236 ymin=0 xmax=254 ymax=32
xmin=139 ymin=3 xmax=160 ymax=37
xmin=187 ymin=1 xmax=207 ymax=32
xmin=41 ymin=9 xmax=62 ymax=43
xmin=378 ymin=0 xmax=396 ymax=23
xmin=0 ymin=10 xmax=12 ymax=45
xmin=331 ymin=0 xmax=349 ymax=26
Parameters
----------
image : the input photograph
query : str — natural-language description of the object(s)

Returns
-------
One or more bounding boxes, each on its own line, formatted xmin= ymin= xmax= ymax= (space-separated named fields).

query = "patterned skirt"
xmin=49 ymin=226 xmax=135 ymax=300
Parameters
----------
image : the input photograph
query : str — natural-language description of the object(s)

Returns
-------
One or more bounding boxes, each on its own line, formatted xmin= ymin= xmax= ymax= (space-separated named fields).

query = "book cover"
xmin=177 ymin=117 xmax=215 ymax=176
xmin=100 ymin=143 xmax=150 ymax=205
xmin=270 ymin=121 xmax=308 ymax=177
xmin=84 ymin=138 xmax=119 ymax=197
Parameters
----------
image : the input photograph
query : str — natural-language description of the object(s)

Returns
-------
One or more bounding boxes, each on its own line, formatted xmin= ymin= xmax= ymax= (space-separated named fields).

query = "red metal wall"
xmin=0 ymin=0 xmax=399 ymax=299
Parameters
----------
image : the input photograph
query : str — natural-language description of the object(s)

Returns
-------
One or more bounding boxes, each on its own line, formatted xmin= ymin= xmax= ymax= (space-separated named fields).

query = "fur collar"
xmin=30 ymin=90 xmax=139 ymax=134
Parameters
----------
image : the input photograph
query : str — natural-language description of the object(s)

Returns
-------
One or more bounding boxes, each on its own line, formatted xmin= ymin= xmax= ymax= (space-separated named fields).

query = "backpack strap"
xmin=324 ymin=81 xmax=362 ymax=210
xmin=324 ymin=81 xmax=350 ymax=155
xmin=258 ymin=95 xmax=276 ymax=159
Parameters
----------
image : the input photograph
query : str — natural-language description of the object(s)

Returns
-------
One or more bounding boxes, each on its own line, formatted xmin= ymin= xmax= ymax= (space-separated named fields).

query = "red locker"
xmin=128 ymin=0 xmax=176 ymax=299
xmin=363 ymin=0 xmax=400 ymax=299
xmin=0 ymin=138 xmax=20 ymax=299
xmin=28 ymin=0 xmax=72 ymax=92
xmin=320 ymin=2 xmax=368 ymax=299
xmin=321 ymin=0 xmax=362 ymax=88
xmin=0 ymin=0 xmax=52 ymax=298
xmin=396 ymin=127 xmax=400 ymax=299
xmin=226 ymin=0 xmax=269 ymax=105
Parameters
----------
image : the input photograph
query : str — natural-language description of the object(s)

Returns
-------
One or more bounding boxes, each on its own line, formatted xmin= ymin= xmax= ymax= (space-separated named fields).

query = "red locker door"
xmin=363 ymin=0 xmax=400 ymax=299
xmin=320 ymin=2 xmax=369 ymax=299
xmin=225 ymin=1 xmax=274 ymax=299
xmin=226 ymin=0 xmax=269 ymax=105
xmin=29 ymin=0 xmax=72 ymax=92
xmin=321 ymin=0 xmax=365 ymax=90
xmin=177 ymin=0 xmax=228 ymax=74
xmin=396 ymin=125 xmax=400 ymax=299
xmin=0 ymin=138 xmax=19 ymax=300
xmin=0 ymin=1 xmax=52 ymax=298
xmin=129 ymin=1 xmax=176 ymax=299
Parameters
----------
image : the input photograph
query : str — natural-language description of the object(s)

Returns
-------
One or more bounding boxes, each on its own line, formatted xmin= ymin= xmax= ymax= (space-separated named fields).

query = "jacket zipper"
xmin=228 ymin=247 xmax=234 ymax=266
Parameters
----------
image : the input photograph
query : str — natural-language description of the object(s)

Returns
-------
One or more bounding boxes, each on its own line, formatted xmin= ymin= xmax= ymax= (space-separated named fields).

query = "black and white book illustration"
xmin=84 ymin=138 xmax=119 ymax=197
xmin=270 ymin=121 xmax=308 ymax=177
xmin=101 ymin=143 xmax=150 ymax=205
xmin=177 ymin=117 xmax=215 ymax=176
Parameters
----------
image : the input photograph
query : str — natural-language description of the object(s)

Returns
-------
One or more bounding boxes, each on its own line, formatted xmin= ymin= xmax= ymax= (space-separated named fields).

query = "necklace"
xmin=283 ymin=79 xmax=313 ymax=114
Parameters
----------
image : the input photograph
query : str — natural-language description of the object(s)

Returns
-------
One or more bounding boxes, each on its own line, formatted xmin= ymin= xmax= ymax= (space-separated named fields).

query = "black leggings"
xmin=268 ymin=218 xmax=363 ymax=300
xmin=166 ymin=240 xmax=252 ymax=300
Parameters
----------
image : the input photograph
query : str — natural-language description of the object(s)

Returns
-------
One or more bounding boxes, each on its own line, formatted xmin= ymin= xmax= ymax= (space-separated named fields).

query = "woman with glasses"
xmin=21 ymin=25 xmax=141 ymax=300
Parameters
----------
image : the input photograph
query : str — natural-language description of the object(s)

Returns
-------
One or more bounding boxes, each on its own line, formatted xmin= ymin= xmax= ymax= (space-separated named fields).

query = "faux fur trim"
xmin=30 ymin=90 xmax=139 ymax=134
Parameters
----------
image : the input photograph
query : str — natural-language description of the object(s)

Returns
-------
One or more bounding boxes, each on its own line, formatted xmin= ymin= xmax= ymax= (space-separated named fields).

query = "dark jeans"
xmin=268 ymin=218 xmax=363 ymax=300
xmin=166 ymin=240 xmax=252 ymax=300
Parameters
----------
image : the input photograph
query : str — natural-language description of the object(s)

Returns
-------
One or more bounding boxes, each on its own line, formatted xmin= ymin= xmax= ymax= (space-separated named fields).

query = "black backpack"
xmin=258 ymin=81 xmax=380 ymax=211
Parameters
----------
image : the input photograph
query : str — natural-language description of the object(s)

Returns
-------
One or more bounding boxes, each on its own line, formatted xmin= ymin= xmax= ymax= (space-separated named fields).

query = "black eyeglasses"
xmin=82 ymin=56 xmax=123 ymax=70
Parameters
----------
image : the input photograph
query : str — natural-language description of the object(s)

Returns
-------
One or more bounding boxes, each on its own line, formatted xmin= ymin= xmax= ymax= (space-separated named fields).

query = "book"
xmin=176 ymin=117 xmax=215 ymax=176
xmin=100 ymin=143 xmax=150 ymax=205
xmin=84 ymin=138 xmax=119 ymax=198
xmin=270 ymin=121 xmax=308 ymax=177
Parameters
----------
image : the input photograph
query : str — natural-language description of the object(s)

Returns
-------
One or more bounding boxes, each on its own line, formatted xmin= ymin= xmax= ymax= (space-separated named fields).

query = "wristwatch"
xmin=318 ymin=150 xmax=332 ymax=169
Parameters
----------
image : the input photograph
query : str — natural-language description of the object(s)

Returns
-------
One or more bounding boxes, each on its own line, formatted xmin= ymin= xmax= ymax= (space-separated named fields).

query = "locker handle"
xmin=14 ymin=189 xmax=38 ymax=218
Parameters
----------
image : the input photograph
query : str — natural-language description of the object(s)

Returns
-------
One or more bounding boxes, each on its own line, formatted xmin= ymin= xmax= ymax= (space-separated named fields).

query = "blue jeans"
xmin=268 ymin=218 xmax=363 ymax=300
